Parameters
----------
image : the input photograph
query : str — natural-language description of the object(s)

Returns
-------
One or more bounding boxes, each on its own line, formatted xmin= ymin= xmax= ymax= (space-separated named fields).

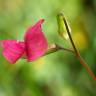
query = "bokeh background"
xmin=0 ymin=0 xmax=96 ymax=96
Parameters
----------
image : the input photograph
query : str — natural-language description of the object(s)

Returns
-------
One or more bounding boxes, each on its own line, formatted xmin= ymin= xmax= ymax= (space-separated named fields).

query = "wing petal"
xmin=0 ymin=40 xmax=25 ymax=64
xmin=24 ymin=19 xmax=48 ymax=61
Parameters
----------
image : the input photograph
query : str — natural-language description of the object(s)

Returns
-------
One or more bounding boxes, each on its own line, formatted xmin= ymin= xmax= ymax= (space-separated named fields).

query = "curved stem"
xmin=63 ymin=16 xmax=78 ymax=54
xmin=45 ymin=44 xmax=74 ymax=56
xmin=63 ymin=15 xmax=96 ymax=80
xmin=76 ymin=53 xmax=96 ymax=80
xmin=56 ymin=44 xmax=74 ymax=53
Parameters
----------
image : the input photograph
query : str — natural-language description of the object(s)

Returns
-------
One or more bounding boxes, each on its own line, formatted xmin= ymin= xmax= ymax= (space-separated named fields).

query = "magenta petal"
xmin=0 ymin=40 xmax=25 ymax=64
xmin=24 ymin=19 xmax=48 ymax=61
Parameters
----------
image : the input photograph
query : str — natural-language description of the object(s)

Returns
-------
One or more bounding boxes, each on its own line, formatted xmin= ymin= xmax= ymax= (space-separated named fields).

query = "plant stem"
xmin=63 ymin=16 xmax=78 ymax=54
xmin=63 ymin=15 xmax=96 ymax=80
xmin=45 ymin=44 xmax=74 ymax=56
xmin=76 ymin=52 xmax=96 ymax=80
xmin=56 ymin=44 xmax=74 ymax=53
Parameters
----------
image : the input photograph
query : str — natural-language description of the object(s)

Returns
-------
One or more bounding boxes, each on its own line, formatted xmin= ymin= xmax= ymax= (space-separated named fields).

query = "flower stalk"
xmin=45 ymin=44 xmax=74 ymax=56
xmin=60 ymin=13 xmax=96 ymax=80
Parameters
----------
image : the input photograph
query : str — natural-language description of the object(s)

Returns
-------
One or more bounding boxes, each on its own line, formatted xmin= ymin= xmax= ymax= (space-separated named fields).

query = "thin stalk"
xmin=63 ymin=15 xmax=96 ymax=80
xmin=63 ymin=16 xmax=78 ymax=54
xmin=76 ymin=53 xmax=96 ymax=80
xmin=60 ymin=47 xmax=74 ymax=53
xmin=45 ymin=44 xmax=74 ymax=56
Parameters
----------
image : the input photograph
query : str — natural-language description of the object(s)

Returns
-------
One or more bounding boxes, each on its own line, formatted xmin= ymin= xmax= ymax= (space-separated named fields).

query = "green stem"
xmin=63 ymin=16 xmax=78 ymax=54
xmin=45 ymin=44 xmax=74 ymax=56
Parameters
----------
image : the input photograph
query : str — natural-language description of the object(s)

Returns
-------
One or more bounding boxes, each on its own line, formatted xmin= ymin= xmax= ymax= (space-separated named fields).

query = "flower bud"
xmin=57 ymin=12 xmax=71 ymax=40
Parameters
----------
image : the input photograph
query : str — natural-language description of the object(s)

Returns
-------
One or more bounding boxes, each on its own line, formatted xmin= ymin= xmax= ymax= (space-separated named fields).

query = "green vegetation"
xmin=0 ymin=0 xmax=96 ymax=96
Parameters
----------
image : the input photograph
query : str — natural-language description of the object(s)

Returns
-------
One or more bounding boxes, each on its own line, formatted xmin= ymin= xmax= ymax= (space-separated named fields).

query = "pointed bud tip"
xmin=36 ymin=19 xmax=45 ymax=26
xmin=40 ymin=19 xmax=45 ymax=23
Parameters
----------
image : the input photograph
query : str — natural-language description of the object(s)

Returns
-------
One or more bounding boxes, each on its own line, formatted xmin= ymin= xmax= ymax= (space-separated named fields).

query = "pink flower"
xmin=0 ymin=19 xmax=48 ymax=64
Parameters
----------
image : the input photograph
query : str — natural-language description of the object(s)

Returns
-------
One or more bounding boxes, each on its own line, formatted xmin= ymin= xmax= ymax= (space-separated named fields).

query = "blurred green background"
xmin=0 ymin=0 xmax=96 ymax=96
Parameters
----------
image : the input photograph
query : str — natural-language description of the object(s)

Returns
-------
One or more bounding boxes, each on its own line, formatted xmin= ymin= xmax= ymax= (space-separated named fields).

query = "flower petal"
xmin=0 ymin=40 xmax=25 ymax=64
xmin=24 ymin=19 xmax=48 ymax=61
